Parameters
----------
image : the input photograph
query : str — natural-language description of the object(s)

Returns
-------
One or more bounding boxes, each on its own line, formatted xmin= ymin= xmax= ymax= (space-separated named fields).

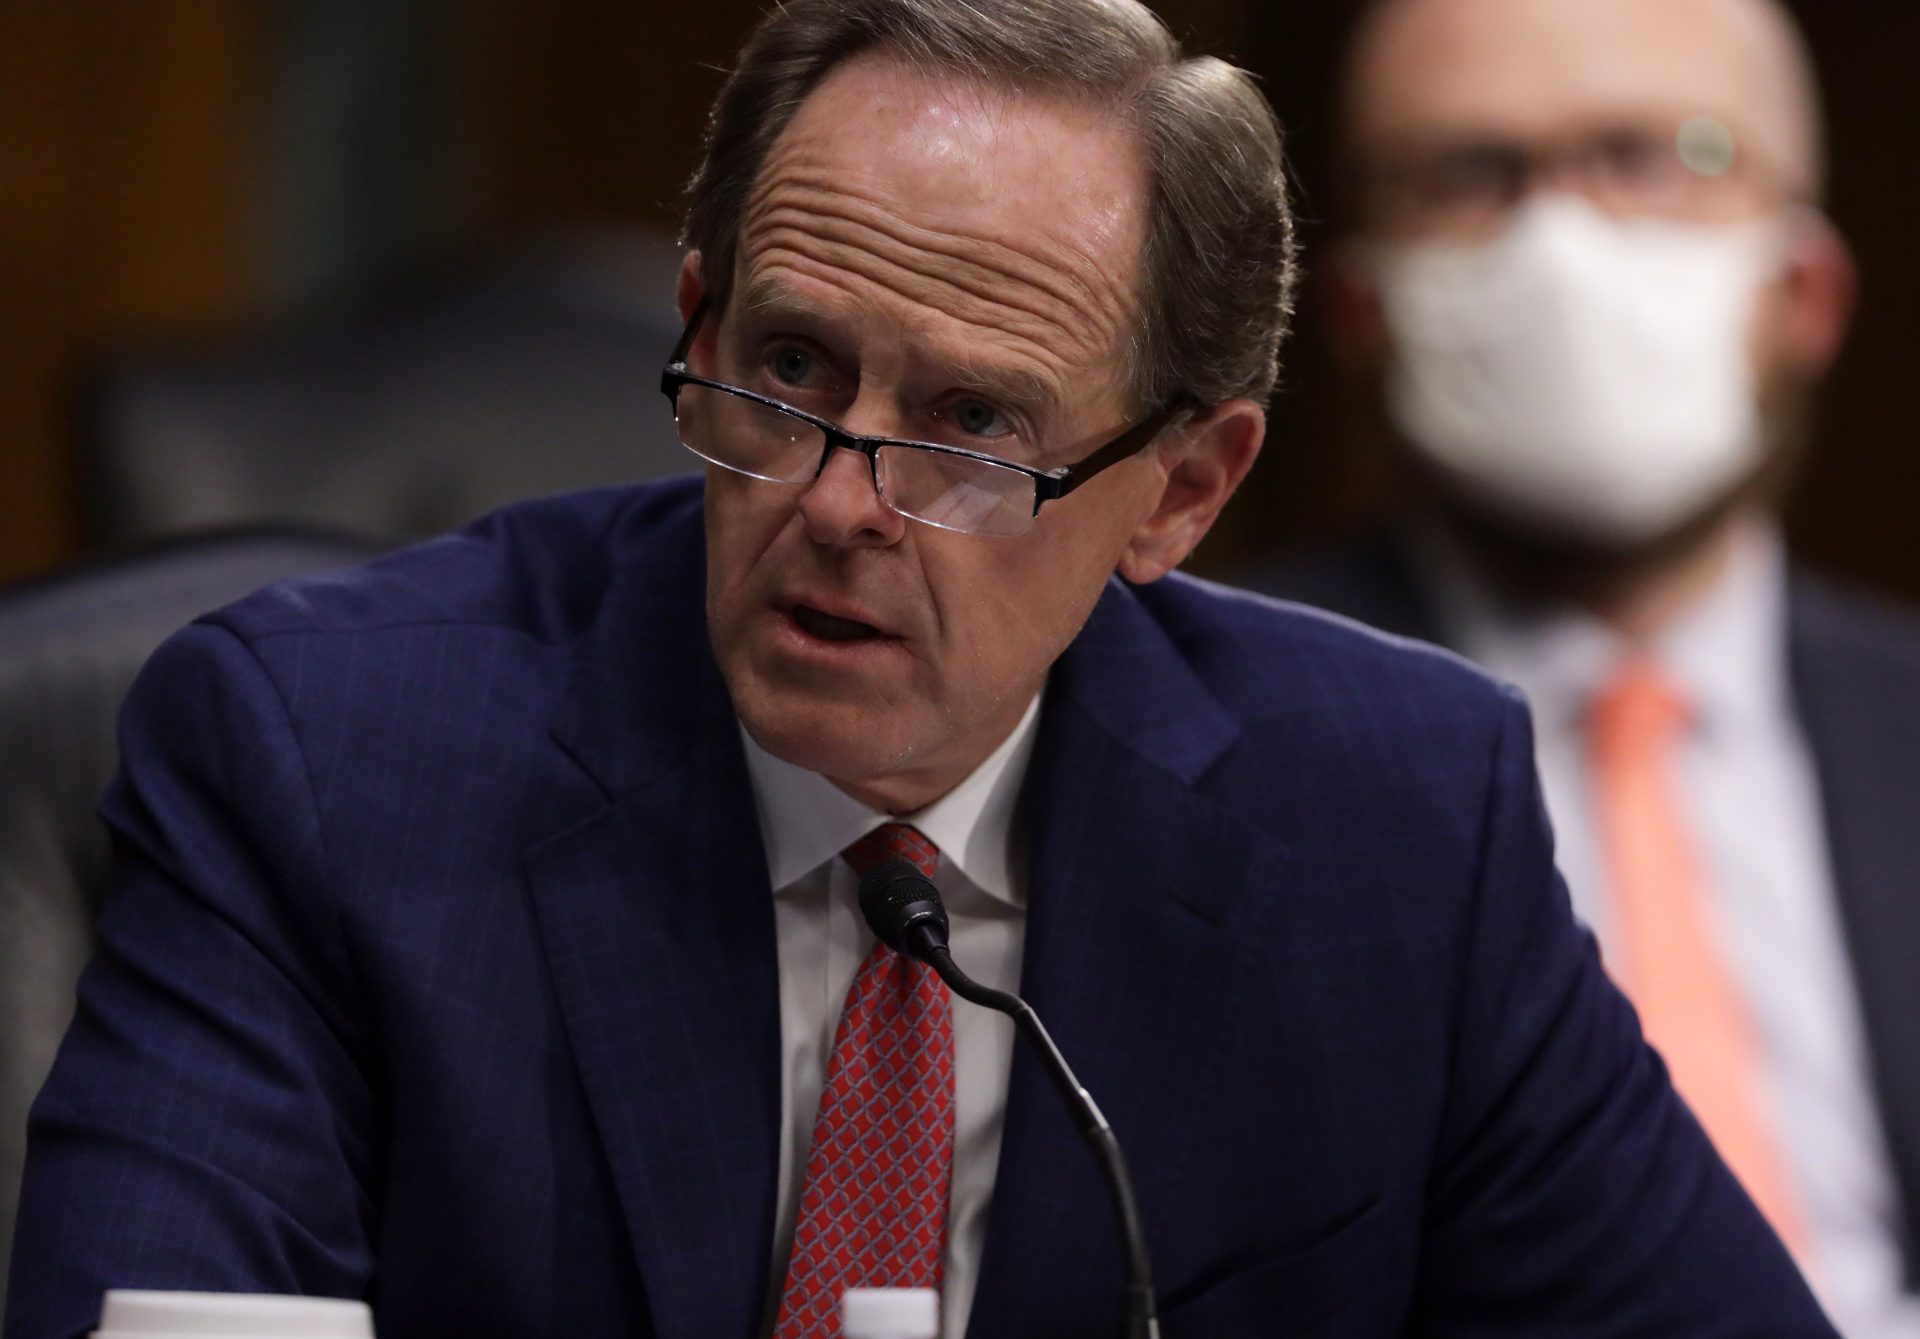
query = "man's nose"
xmin=798 ymin=439 xmax=907 ymax=549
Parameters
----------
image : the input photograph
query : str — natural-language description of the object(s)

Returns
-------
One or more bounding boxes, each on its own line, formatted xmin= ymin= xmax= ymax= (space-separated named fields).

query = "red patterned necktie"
xmin=772 ymin=823 xmax=956 ymax=1339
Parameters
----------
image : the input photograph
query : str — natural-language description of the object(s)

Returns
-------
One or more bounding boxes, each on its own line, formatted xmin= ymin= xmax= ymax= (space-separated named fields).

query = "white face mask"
xmin=1372 ymin=196 xmax=1785 ymax=545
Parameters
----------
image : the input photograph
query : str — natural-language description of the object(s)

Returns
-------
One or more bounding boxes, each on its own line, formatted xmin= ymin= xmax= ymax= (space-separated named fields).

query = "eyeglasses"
xmin=659 ymin=300 xmax=1184 ymax=538
xmin=1361 ymin=116 xmax=1787 ymax=241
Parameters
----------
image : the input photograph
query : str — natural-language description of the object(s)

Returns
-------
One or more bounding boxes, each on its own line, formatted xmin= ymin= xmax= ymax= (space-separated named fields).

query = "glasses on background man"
xmin=1357 ymin=115 xmax=1800 ymax=240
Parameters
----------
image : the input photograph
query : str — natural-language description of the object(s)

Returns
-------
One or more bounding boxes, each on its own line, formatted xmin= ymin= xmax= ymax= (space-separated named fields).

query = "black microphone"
xmin=859 ymin=858 xmax=1159 ymax=1339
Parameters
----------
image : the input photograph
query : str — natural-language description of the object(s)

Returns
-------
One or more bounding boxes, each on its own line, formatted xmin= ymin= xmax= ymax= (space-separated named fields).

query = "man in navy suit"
xmin=1241 ymin=1 xmax=1920 ymax=1334
xmin=7 ymin=0 xmax=1832 ymax=1335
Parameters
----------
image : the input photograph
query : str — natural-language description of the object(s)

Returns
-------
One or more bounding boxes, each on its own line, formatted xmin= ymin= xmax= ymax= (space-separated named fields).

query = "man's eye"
xmin=1425 ymin=147 xmax=1526 ymax=209
xmin=1594 ymin=132 xmax=1667 ymax=182
xmin=947 ymin=399 xmax=1013 ymax=438
xmin=767 ymin=347 xmax=819 ymax=387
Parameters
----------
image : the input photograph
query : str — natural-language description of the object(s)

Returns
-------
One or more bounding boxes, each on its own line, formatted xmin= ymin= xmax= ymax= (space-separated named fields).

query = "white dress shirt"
xmin=742 ymin=693 xmax=1042 ymax=1339
xmin=1417 ymin=520 xmax=1920 ymax=1338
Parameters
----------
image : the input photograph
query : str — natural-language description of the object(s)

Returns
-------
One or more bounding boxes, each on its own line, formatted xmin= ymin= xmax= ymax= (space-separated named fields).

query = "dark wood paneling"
xmin=0 ymin=5 xmax=263 ymax=582
xmin=455 ymin=0 xmax=768 ymax=236
xmin=454 ymin=0 xmax=1255 ymax=238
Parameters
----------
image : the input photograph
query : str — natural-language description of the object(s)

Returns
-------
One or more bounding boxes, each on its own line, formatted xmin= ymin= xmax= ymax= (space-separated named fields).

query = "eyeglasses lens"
xmin=876 ymin=445 xmax=1035 ymax=537
xmin=674 ymin=383 xmax=821 ymax=484
xmin=674 ymin=381 xmax=1038 ymax=536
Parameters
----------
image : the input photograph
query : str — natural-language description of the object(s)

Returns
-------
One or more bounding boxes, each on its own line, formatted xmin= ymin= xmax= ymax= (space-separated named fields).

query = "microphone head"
xmin=858 ymin=858 xmax=950 ymax=960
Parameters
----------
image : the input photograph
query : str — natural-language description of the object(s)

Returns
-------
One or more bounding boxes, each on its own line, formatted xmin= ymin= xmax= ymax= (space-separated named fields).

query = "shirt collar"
xmin=739 ymin=692 xmax=1043 ymax=908
xmin=1413 ymin=518 xmax=1791 ymax=736
xmin=1658 ymin=520 xmax=1793 ymax=731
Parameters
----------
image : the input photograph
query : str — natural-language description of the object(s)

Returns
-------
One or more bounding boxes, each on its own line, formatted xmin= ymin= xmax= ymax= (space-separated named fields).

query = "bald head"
xmin=1341 ymin=0 xmax=1825 ymax=210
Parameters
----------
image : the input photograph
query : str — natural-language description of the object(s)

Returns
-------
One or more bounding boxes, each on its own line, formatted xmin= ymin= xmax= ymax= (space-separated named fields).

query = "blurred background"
xmin=1 ymin=0 xmax=1914 ymax=593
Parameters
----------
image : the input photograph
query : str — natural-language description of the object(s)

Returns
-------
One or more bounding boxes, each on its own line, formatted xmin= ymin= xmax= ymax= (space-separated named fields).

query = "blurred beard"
xmin=1403 ymin=381 xmax=1814 ymax=610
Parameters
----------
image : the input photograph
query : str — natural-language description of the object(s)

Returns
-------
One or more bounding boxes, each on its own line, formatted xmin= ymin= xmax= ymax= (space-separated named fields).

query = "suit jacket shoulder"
xmin=1112 ymin=568 xmax=1516 ymax=841
xmin=203 ymin=478 xmax=701 ymax=647
xmin=1791 ymin=568 xmax=1920 ymax=680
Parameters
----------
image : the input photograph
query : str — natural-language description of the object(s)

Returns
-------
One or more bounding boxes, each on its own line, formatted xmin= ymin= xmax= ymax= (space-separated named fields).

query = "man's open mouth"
xmin=791 ymin=604 xmax=886 ymax=643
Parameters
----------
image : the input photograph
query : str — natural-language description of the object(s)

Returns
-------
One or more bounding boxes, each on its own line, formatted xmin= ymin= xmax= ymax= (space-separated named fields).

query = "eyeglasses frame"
xmin=659 ymin=298 xmax=1187 ymax=523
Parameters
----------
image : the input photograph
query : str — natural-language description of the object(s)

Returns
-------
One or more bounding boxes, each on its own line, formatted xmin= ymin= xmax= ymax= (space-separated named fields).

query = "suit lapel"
xmin=528 ymin=499 xmax=782 ymax=1339
xmin=1788 ymin=575 xmax=1920 ymax=1283
xmin=966 ymin=580 xmax=1289 ymax=1339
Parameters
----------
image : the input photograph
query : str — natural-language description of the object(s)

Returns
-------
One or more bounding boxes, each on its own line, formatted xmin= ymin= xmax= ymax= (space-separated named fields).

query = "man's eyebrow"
xmin=739 ymin=277 xmax=832 ymax=324
xmin=946 ymin=358 xmax=1056 ymax=416
xmin=737 ymin=275 xmax=1060 ymax=416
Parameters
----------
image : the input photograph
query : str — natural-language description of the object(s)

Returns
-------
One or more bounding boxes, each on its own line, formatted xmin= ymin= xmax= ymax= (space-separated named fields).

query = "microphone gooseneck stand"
xmin=859 ymin=859 xmax=1160 ymax=1339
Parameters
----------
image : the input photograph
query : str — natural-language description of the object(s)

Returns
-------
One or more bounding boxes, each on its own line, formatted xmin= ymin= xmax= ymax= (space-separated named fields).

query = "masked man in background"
xmin=1246 ymin=0 xmax=1920 ymax=1332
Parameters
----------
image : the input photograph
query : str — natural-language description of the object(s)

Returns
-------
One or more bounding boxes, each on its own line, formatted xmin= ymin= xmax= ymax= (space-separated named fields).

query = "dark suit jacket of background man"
xmin=1247 ymin=524 xmax=1920 ymax=1295
xmin=6 ymin=479 xmax=1833 ymax=1338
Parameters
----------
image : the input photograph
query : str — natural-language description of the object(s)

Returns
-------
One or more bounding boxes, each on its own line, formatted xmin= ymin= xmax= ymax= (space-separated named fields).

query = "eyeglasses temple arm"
xmin=662 ymin=298 xmax=710 ymax=393
xmin=1041 ymin=400 xmax=1190 ymax=507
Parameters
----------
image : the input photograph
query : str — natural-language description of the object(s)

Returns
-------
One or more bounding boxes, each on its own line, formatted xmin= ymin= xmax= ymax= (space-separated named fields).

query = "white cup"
xmin=91 ymin=1291 xmax=374 ymax=1339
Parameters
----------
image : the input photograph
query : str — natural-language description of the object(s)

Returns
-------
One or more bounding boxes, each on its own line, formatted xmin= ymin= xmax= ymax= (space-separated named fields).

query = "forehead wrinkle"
xmin=742 ymin=167 xmax=1138 ymax=364
xmin=749 ymin=213 xmax=1117 ymax=365
xmin=759 ymin=122 xmax=1142 ymax=297
xmin=748 ymin=193 xmax=1131 ymax=345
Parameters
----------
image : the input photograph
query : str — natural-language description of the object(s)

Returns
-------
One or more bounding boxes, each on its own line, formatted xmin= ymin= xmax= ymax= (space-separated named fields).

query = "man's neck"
xmin=1567 ymin=524 xmax=1742 ymax=644
xmin=740 ymin=692 xmax=1043 ymax=897
xmin=826 ymin=695 xmax=1046 ymax=817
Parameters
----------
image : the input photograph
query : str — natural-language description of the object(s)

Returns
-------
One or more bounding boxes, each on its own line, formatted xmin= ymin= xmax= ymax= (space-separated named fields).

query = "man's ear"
xmin=676 ymin=251 xmax=705 ymax=324
xmin=1117 ymin=397 xmax=1265 ymax=584
xmin=675 ymin=251 xmax=723 ymax=376
xmin=1771 ymin=209 xmax=1856 ymax=378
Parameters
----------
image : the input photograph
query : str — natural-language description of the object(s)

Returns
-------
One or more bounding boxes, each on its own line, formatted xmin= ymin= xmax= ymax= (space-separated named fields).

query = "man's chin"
xmin=733 ymin=687 xmax=917 ymax=795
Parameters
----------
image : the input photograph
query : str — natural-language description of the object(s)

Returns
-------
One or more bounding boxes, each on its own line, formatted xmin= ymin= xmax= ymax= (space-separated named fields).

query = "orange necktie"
xmin=1591 ymin=660 xmax=1807 ymax=1259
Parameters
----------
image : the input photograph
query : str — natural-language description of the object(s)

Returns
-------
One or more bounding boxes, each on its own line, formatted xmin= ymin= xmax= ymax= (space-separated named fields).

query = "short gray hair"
xmin=683 ymin=0 xmax=1299 ymax=410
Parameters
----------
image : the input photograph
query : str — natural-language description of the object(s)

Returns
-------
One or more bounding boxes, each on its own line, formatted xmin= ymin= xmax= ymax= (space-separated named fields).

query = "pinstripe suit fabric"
xmin=6 ymin=478 xmax=1831 ymax=1338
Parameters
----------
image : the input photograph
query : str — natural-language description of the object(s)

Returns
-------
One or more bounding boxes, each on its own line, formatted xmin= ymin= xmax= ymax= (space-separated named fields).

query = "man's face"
xmin=1328 ymin=0 xmax=1851 ymax=555
xmin=693 ymin=56 xmax=1172 ymax=813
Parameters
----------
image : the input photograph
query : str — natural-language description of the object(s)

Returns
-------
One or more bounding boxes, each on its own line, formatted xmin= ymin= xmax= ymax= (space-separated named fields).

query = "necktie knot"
xmin=843 ymin=822 xmax=940 ymax=881
xmin=1590 ymin=659 xmax=1690 ymax=753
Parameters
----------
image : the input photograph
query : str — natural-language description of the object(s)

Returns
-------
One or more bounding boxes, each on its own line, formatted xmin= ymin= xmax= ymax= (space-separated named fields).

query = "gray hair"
xmin=682 ymin=0 xmax=1299 ymax=410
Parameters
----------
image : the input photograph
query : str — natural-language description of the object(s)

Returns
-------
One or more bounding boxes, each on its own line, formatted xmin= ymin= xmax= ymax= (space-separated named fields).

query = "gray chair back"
xmin=83 ymin=233 xmax=691 ymax=549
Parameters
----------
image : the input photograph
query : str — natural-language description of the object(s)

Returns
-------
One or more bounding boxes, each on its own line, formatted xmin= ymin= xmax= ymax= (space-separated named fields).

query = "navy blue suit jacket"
xmin=8 ymin=480 xmax=1831 ymax=1338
